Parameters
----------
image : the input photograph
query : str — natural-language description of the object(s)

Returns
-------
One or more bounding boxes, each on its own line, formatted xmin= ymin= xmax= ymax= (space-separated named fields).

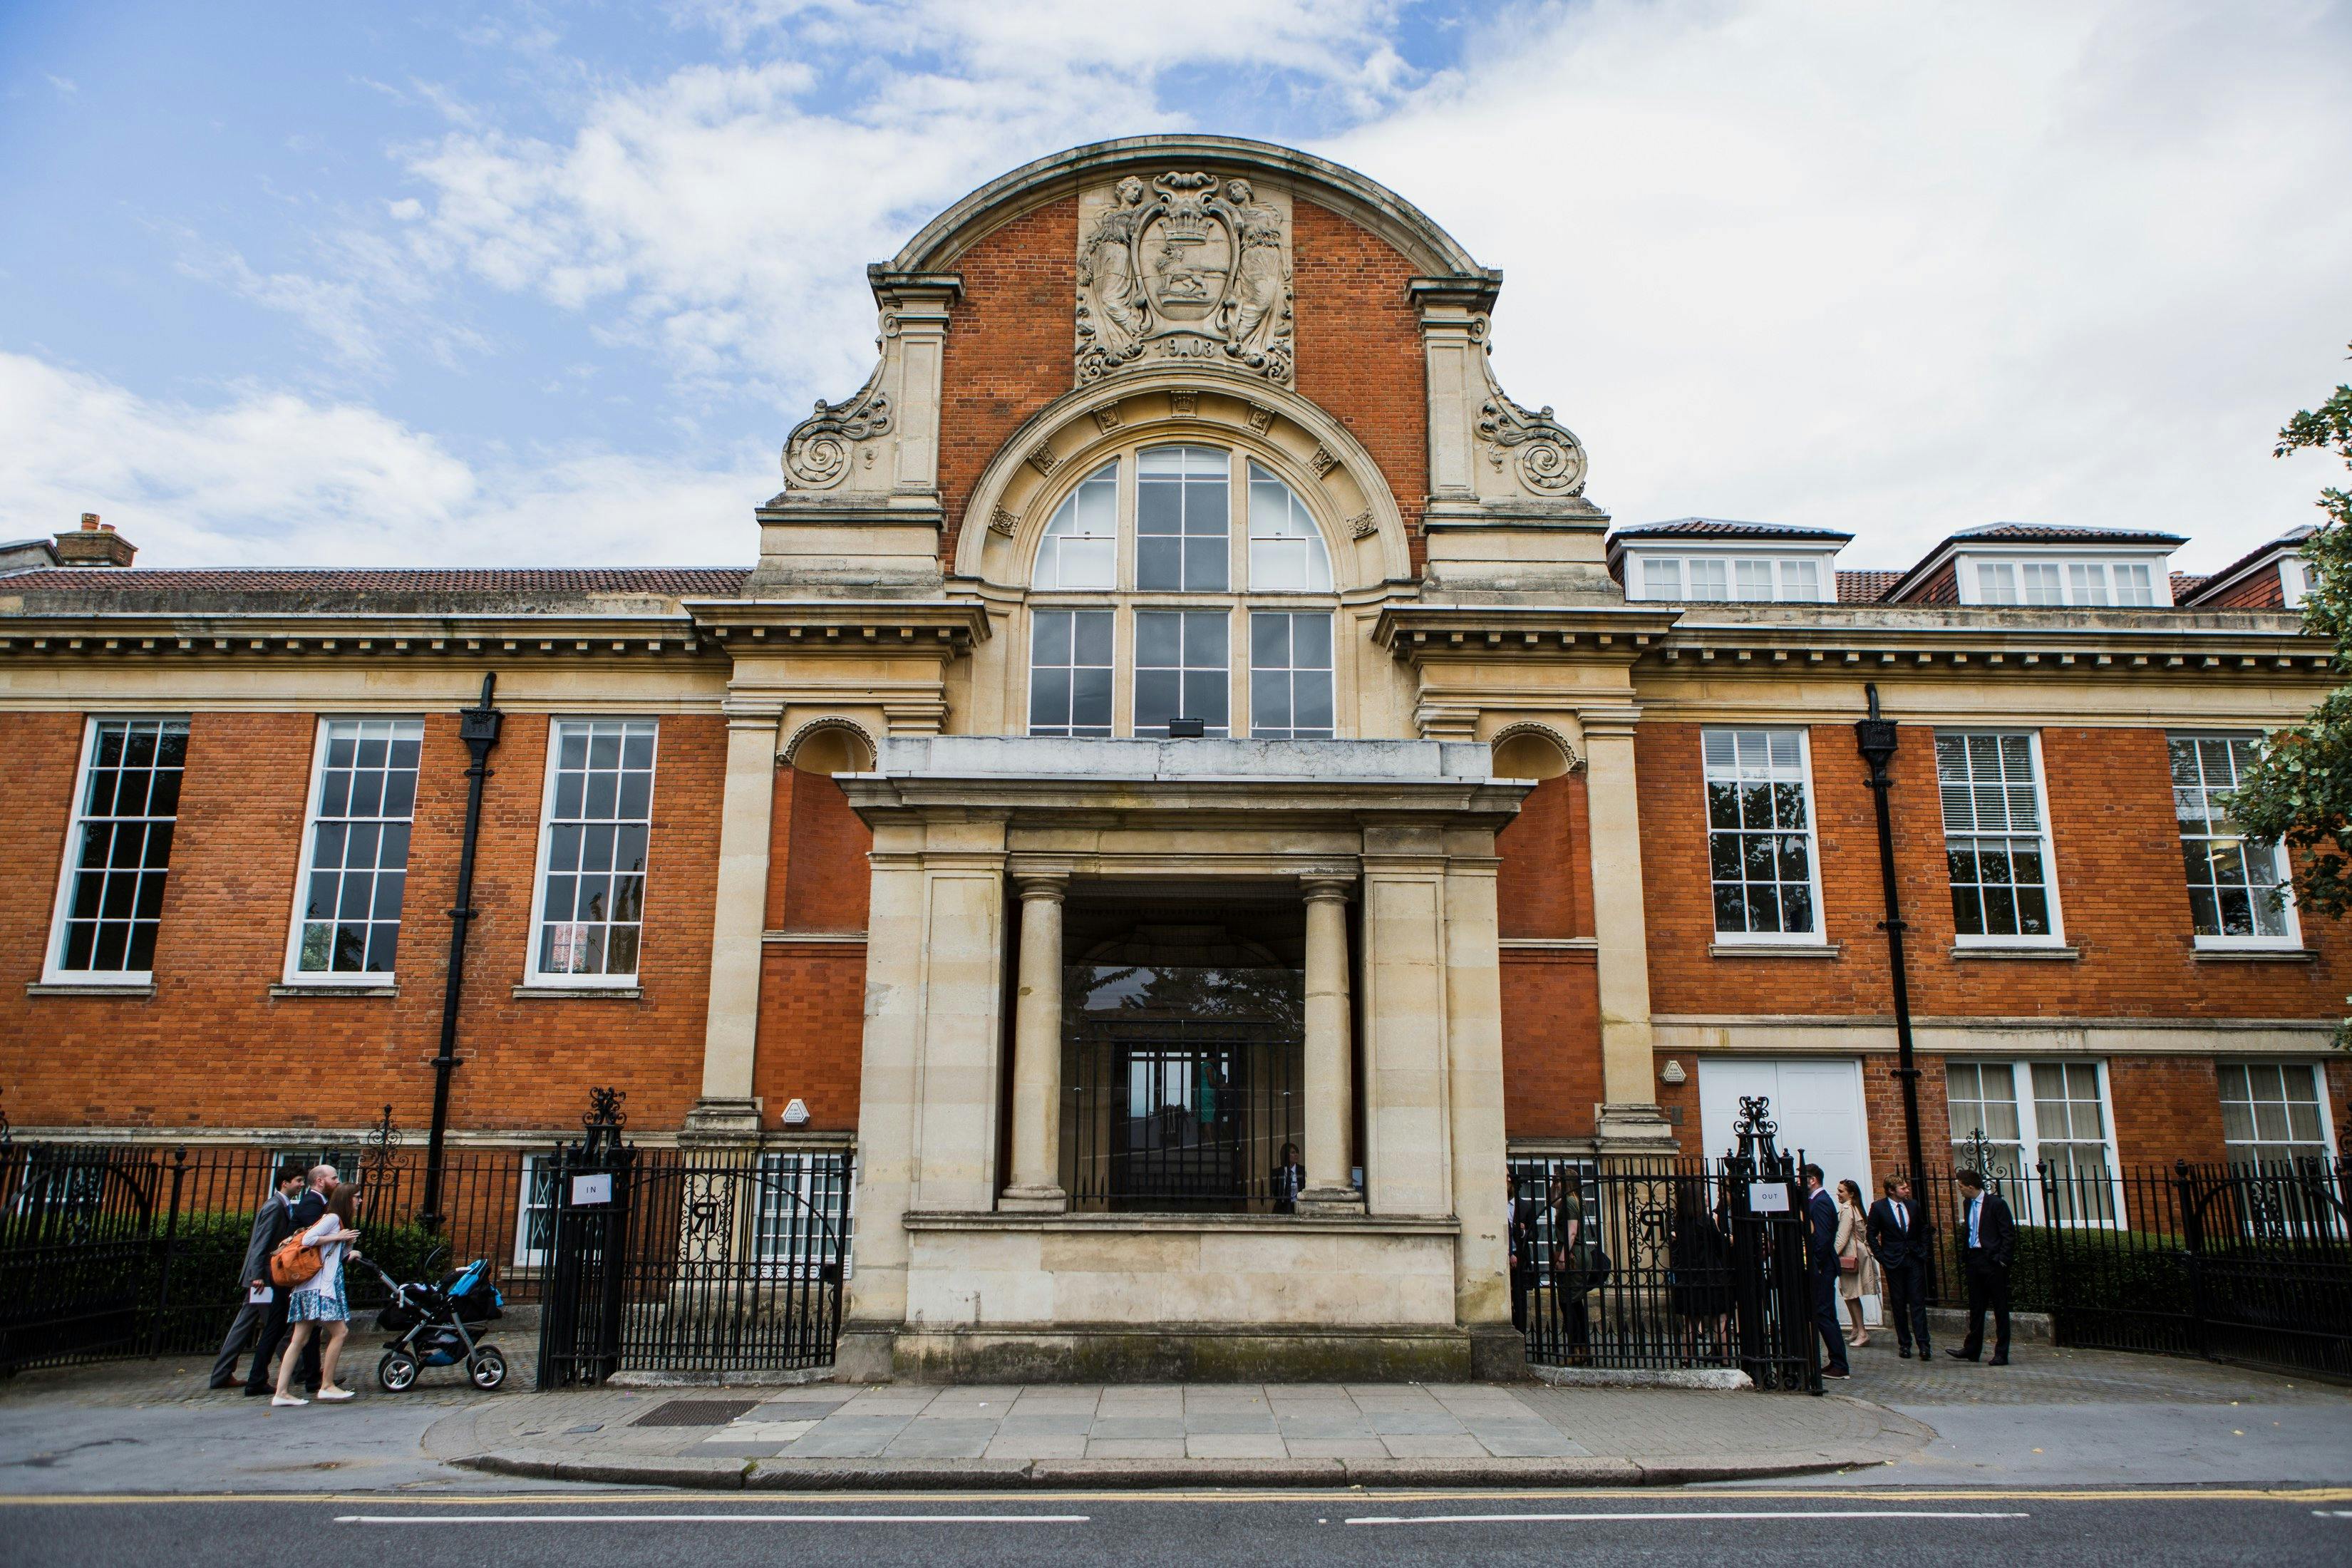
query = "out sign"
xmin=571 ymin=1172 xmax=613 ymax=1207
xmin=1748 ymin=1180 xmax=1791 ymax=1213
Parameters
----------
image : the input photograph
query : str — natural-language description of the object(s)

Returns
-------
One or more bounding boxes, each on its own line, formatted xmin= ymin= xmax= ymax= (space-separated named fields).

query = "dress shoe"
xmin=1822 ymin=1366 xmax=1850 ymax=1378
xmin=1989 ymin=1356 xmax=2009 ymax=1366
xmin=1897 ymin=1346 xmax=1912 ymax=1359
xmin=242 ymin=1386 xmax=270 ymax=1397
xmin=1944 ymin=1348 xmax=1979 ymax=1361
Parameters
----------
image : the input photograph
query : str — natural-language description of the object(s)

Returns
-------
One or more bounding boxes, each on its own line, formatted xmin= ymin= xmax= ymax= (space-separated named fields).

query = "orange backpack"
xmin=269 ymin=1230 xmax=323 ymax=1288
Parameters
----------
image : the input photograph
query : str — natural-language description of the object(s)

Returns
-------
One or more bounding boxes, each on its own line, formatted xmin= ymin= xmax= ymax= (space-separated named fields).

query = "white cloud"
xmin=1334 ymin=0 xmax=2352 ymax=571
xmin=0 ymin=352 xmax=768 ymax=567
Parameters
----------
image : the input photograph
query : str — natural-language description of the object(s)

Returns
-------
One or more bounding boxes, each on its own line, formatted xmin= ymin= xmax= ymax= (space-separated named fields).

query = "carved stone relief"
xmin=1076 ymin=172 xmax=1294 ymax=386
xmin=988 ymin=506 xmax=1020 ymax=538
xmin=1470 ymin=314 xmax=1588 ymax=497
xmin=782 ymin=363 xmax=892 ymax=491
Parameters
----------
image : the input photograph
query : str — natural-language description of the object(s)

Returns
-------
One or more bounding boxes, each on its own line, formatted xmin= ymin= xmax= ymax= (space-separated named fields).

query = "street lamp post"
xmin=421 ymin=672 xmax=502 ymax=1232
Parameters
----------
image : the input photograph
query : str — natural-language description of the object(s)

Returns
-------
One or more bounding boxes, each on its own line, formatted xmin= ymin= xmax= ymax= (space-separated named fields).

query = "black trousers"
xmin=244 ymin=1288 xmax=319 ymax=1392
xmin=1882 ymin=1255 xmax=1931 ymax=1352
xmin=1961 ymin=1253 xmax=2012 ymax=1359
xmin=1509 ymin=1267 xmax=1530 ymax=1333
xmin=1810 ymin=1265 xmax=1848 ymax=1371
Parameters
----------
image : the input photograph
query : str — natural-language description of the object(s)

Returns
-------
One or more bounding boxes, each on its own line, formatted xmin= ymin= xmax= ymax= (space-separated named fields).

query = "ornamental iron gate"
xmin=1512 ymin=1097 xmax=1820 ymax=1393
xmin=536 ymin=1090 xmax=853 ymax=1388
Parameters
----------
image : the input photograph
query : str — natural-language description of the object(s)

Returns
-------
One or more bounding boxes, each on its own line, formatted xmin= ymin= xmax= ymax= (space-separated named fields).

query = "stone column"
xmin=1297 ymin=876 xmax=1363 ymax=1214
xmin=684 ymin=705 xmax=781 ymax=1138
xmin=1579 ymin=706 xmax=1676 ymax=1151
xmin=1001 ymin=870 xmax=1069 ymax=1212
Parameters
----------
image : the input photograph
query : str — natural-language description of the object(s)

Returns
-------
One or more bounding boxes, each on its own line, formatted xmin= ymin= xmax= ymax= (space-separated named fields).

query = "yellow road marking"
xmin=1 ymin=1486 xmax=2348 ymax=1506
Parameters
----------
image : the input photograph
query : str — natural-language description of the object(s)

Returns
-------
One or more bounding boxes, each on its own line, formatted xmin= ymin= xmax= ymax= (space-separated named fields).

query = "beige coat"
xmin=1834 ymin=1198 xmax=1882 ymax=1299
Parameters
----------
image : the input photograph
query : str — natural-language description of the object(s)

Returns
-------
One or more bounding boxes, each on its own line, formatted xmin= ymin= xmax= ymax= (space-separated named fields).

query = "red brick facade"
xmin=0 ymin=707 xmax=723 ymax=1135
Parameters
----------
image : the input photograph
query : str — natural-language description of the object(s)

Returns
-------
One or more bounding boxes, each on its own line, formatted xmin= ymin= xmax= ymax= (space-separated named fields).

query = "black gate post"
xmin=537 ymin=1088 xmax=632 ymax=1389
xmin=145 ymin=1147 xmax=190 ymax=1358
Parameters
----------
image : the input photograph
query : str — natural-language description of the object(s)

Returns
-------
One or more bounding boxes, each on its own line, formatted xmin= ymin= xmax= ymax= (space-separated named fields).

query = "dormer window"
xmin=1972 ymin=559 xmax=2156 ymax=607
xmin=1633 ymin=554 xmax=1830 ymax=603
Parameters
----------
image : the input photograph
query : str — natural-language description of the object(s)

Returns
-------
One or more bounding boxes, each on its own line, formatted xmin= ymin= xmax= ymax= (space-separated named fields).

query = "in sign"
xmin=1748 ymin=1180 xmax=1790 ymax=1213
xmin=571 ymin=1172 xmax=614 ymax=1207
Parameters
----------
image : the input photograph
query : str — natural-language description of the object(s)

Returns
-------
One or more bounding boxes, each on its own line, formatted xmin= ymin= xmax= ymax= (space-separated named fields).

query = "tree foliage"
xmin=2222 ymin=344 xmax=2352 ymax=920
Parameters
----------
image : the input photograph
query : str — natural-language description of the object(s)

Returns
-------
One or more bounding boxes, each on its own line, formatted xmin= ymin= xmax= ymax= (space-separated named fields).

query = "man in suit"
xmin=250 ymin=1162 xmax=337 ymax=1395
xmin=207 ymin=1163 xmax=306 ymax=1389
xmin=1867 ymin=1175 xmax=1932 ymax=1361
xmin=1800 ymin=1163 xmax=1850 ymax=1379
xmin=1947 ymin=1169 xmax=2016 ymax=1366
xmin=1506 ymin=1175 xmax=1540 ymax=1334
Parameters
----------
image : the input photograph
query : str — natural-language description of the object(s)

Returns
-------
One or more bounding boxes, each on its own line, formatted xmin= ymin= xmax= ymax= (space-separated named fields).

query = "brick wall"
xmin=754 ymin=942 xmax=866 ymax=1131
xmin=0 ymin=708 xmax=722 ymax=1135
xmin=1500 ymin=949 xmax=1601 ymax=1139
xmin=1640 ymin=721 xmax=2352 ymax=1019
xmin=2202 ymin=564 xmax=2288 ymax=609
xmin=1291 ymin=199 xmax=1428 ymax=572
xmin=937 ymin=197 xmax=1080 ymax=565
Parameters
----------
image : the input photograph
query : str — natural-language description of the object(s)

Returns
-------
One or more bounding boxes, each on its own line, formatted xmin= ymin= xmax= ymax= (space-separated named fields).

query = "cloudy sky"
xmin=1 ymin=0 xmax=2346 ymax=575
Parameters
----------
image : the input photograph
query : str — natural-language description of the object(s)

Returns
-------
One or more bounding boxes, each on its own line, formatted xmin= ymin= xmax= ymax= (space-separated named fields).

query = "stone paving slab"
xmin=428 ymin=1376 xmax=1934 ymax=1487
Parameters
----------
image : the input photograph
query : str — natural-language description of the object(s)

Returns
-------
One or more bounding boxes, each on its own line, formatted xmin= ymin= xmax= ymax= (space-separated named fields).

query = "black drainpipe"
xmin=1855 ymin=685 xmax=1931 ymax=1259
xmin=422 ymin=673 xmax=503 ymax=1232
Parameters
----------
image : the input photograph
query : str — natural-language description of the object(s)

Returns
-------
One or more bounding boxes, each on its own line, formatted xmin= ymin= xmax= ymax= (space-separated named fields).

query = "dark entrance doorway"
xmin=1058 ymin=897 xmax=1306 ymax=1214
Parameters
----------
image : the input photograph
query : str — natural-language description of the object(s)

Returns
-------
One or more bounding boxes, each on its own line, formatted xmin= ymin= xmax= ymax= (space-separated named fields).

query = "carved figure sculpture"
xmin=1221 ymin=179 xmax=1291 ymax=374
xmin=1077 ymin=177 xmax=1152 ymax=373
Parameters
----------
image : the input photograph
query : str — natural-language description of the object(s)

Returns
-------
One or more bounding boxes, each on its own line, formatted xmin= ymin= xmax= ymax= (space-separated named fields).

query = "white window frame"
xmin=2280 ymin=556 xmax=2311 ymax=608
xmin=2169 ymin=732 xmax=2301 ymax=951
xmin=1936 ymin=729 xmax=2068 ymax=948
xmin=523 ymin=716 xmax=660 ymax=989
xmin=2220 ymin=1067 xmax=2333 ymax=1165
xmin=279 ymin=716 xmax=425 ymax=985
xmin=43 ymin=714 xmax=190 ymax=986
xmin=1962 ymin=555 xmax=2170 ymax=607
xmin=1944 ymin=1058 xmax=2125 ymax=1226
xmin=1699 ymin=726 xmax=1828 ymax=945
xmin=1624 ymin=550 xmax=1835 ymax=604
xmin=751 ymin=1150 xmax=855 ymax=1281
xmin=512 ymin=1153 xmax=559 ymax=1269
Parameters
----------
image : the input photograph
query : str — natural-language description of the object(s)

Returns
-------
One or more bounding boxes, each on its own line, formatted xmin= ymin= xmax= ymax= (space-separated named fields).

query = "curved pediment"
xmin=891 ymin=134 xmax=1486 ymax=280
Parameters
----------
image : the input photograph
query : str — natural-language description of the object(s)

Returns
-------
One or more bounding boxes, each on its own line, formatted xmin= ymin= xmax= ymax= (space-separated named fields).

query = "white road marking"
xmin=1348 ymin=1510 xmax=2029 ymax=1525
xmin=335 ymin=1514 xmax=1088 ymax=1525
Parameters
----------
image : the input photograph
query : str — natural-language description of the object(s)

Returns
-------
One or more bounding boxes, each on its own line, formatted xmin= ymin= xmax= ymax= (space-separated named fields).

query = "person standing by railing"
xmin=1948 ymin=1169 xmax=2016 ymax=1366
xmin=1835 ymin=1180 xmax=1880 ymax=1348
xmin=1867 ymin=1175 xmax=1932 ymax=1361
xmin=1800 ymin=1163 xmax=1851 ymax=1380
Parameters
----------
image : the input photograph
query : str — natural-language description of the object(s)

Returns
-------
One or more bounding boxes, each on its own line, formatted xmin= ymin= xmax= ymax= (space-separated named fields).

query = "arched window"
xmin=1025 ymin=443 xmax=1338 ymax=741
xmin=1031 ymin=462 xmax=1118 ymax=590
xmin=1247 ymin=461 xmax=1331 ymax=590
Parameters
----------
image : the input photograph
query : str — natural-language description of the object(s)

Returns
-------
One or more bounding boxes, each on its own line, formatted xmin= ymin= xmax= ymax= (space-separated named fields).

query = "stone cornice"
xmin=0 ymin=610 xmax=716 ymax=660
xmin=682 ymin=597 xmax=991 ymax=651
xmin=1373 ymin=605 xmax=1685 ymax=665
xmin=1649 ymin=606 xmax=2332 ymax=677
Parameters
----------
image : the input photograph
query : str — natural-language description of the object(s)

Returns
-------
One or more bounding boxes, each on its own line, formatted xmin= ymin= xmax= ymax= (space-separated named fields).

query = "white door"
xmin=1698 ymin=1057 xmax=1878 ymax=1323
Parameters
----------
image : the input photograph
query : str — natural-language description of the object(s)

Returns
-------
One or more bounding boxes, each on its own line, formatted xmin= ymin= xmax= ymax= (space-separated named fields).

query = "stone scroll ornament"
xmin=1471 ymin=315 xmax=1589 ymax=497
xmin=1076 ymin=172 xmax=1294 ymax=386
xmin=782 ymin=363 xmax=892 ymax=490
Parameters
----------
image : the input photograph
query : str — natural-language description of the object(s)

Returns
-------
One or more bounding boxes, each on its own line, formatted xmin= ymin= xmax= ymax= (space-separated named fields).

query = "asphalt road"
xmin=4 ymin=1490 xmax=2348 ymax=1567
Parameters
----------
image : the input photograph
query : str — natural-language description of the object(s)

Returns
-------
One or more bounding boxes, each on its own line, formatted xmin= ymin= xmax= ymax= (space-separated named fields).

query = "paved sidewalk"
xmin=427 ymin=1379 xmax=1927 ymax=1488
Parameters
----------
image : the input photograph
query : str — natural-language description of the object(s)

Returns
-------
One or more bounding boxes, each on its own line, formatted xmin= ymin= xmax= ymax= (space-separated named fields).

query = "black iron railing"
xmin=0 ymin=1135 xmax=550 ymax=1376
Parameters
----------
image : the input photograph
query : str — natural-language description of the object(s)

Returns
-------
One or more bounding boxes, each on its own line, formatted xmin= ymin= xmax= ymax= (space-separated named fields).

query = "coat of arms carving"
xmin=1076 ymin=172 xmax=1294 ymax=386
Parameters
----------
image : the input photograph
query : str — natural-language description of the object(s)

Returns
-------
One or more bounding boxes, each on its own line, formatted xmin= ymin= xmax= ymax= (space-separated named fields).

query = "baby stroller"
xmin=358 ymin=1251 xmax=508 ymax=1392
